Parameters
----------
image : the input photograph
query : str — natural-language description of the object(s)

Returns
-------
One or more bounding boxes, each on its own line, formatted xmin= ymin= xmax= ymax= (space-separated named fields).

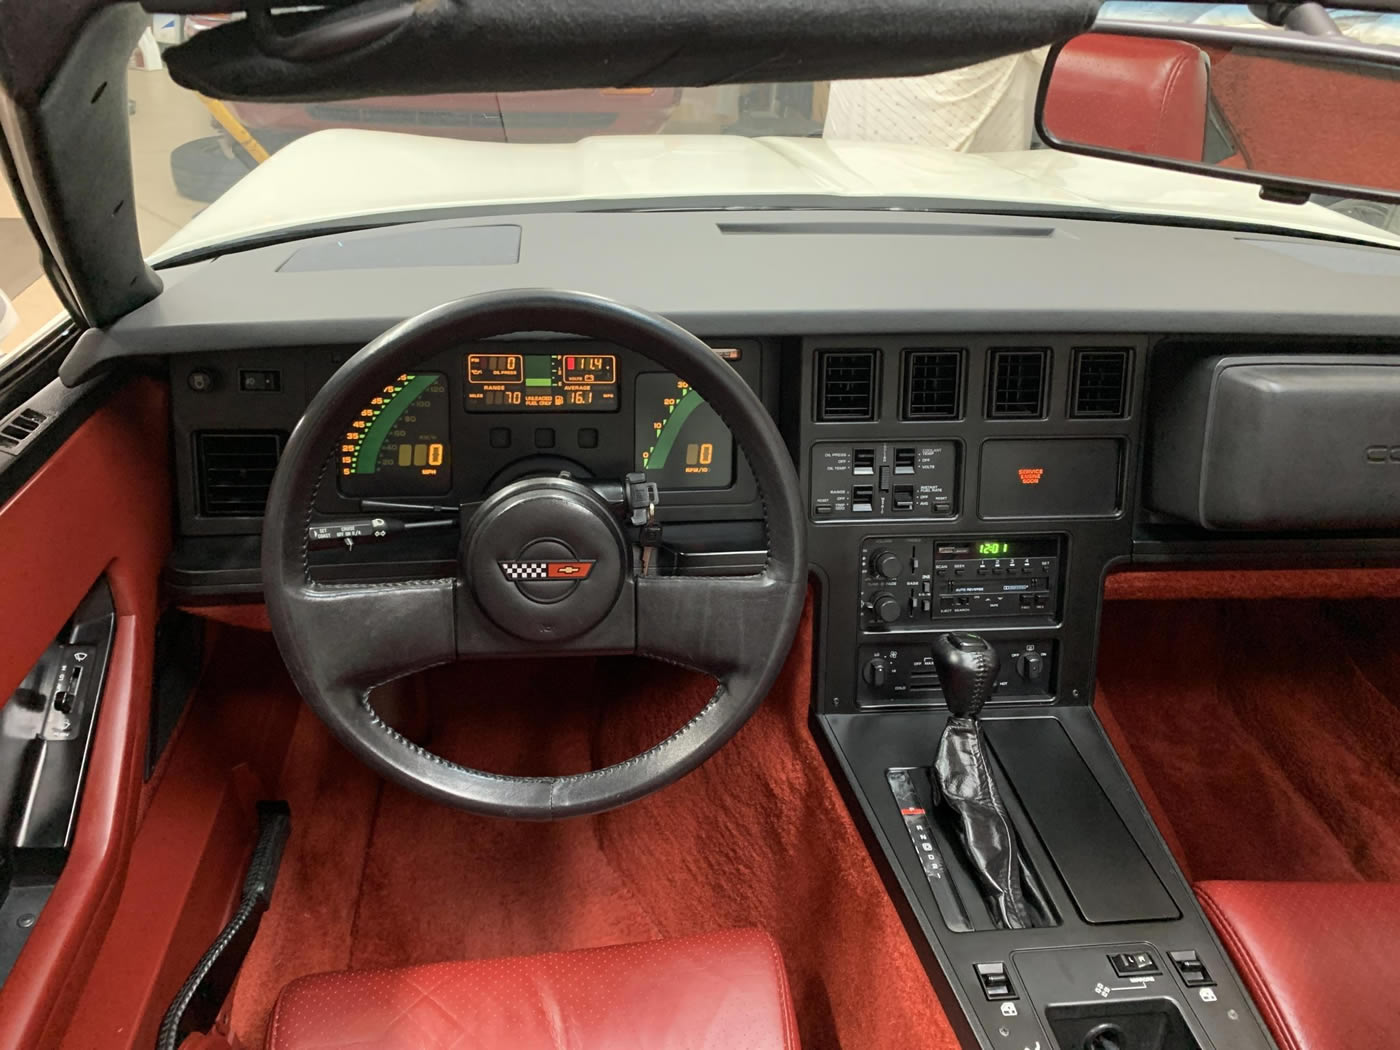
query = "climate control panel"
xmin=856 ymin=639 xmax=1055 ymax=707
xmin=859 ymin=535 xmax=1061 ymax=630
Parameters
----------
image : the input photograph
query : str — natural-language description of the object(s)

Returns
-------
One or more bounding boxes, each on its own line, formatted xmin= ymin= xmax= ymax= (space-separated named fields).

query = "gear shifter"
xmin=930 ymin=633 xmax=1033 ymax=930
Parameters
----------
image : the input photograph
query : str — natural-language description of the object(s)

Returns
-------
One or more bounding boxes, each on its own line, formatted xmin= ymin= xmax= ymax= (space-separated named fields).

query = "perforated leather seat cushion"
xmin=1197 ymin=881 xmax=1400 ymax=1050
xmin=268 ymin=928 xmax=800 ymax=1050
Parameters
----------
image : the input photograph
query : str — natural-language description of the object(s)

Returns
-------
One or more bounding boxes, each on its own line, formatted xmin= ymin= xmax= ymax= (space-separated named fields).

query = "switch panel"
xmin=811 ymin=441 xmax=957 ymax=520
xmin=857 ymin=639 xmax=1055 ymax=707
xmin=858 ymin=535 xmax=1061 ymax=630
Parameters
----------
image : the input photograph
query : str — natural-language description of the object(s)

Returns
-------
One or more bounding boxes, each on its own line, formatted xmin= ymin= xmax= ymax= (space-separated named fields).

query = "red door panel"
xmin=0 ymin=378 xmax=170 ymax=1050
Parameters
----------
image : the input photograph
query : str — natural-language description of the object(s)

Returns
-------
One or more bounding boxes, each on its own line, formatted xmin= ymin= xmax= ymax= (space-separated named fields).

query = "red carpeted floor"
xmin=1096 ymin=597 xmax=1400 ymax=885
xmin=223 ymin=607 xmax=957 ymax=1050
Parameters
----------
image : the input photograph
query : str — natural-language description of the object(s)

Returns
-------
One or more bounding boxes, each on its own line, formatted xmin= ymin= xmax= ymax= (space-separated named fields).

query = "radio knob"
xmin=870 ymin=549 xmax=902 ymax=580
xmin=862 ymin=657 xmax=889 ymax=689
xmin=1016 ymin=652 xmax=1045 ymax=682
xmin=872 ymin=593 xmax=902 ymax=624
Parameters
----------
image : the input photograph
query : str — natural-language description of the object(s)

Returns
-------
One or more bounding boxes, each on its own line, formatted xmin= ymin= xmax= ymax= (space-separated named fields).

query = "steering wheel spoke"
xmin=276 ymin=578 xmax=458 ymax=693
xmin=635 ymin=571 xmax=794 ymax=681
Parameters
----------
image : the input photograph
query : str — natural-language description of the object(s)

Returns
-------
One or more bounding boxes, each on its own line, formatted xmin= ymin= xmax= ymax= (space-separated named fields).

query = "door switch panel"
xmin=811 ymin=441 xmax=957 ymax=520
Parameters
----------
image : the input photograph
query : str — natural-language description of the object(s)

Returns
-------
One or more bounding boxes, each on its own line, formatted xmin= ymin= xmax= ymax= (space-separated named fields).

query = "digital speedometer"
xmin=634 ymin=372 xmax=734 ymax=489
xmin=339 ymin=372 xmax=452 ymax=496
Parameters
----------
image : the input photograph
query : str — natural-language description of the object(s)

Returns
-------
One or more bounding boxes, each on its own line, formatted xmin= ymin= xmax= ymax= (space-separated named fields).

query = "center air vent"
xmin=1071 ymin=348 xmax=1131 ymax=418
xmin=987 ymin=348 xmax=1049 ymax=419
xmin=816 ymin=350 xmax=878 ymax=422
xmin=195 ymin=431 xmax=284 ymax=517
xmin=902 ymin=349 xmax=962 ymax=420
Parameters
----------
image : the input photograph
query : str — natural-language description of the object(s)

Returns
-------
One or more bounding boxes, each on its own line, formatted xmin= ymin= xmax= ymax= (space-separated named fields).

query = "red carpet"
xmin=224 ymin=606 xmax=958 ymax=1049
xmin=1097 ymin=597 xmax=1400 ymax=884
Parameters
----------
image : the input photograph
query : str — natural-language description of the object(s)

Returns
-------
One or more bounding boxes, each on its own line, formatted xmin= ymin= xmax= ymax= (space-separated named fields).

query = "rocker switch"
xmin=1169 ymin=949 xmax=1215 ymax=987
xmin=974 ymin=961 xmax=1017 ymax=1001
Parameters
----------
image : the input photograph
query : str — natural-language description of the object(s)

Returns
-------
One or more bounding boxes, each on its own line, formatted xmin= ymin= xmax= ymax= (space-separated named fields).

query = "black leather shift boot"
xmin=934 ymin=715 xmax=1033 ymax=930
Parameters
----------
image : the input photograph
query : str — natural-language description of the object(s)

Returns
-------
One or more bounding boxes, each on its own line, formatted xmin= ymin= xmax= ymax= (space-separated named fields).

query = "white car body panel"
xmin=156 ymin=131 xmax=1400 ymax=260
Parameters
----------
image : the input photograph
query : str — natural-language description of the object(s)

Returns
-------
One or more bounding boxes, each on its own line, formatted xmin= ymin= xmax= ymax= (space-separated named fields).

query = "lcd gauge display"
xmin=465 ymin=353 xmax=619 ymax=411
xmin=339 ymin=372 xmax=451 ymax=496
xmin=634 ymin=372 xmax=734 ymax=489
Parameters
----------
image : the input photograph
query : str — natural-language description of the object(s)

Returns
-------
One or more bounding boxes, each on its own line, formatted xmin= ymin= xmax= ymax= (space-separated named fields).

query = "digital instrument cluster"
xmin=465 ymin=352 xmax=619 ymax=412
xmin=633 ymin=373 xmax=734 ymax=489
xmin=339 ymin=372 xmax=452 ymax=497
xmin=334 ymin=353 xmax=741 ymax=498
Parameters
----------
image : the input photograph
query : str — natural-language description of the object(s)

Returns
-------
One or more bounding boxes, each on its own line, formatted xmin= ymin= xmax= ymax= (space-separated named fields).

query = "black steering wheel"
xmin=262 ymin=290 xmax=807 ymax=819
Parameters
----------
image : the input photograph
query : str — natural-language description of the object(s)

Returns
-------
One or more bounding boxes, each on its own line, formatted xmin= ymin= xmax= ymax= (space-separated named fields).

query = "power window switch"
xmin=974 ymin=962 xmax=1017 ymax=1001
xmin=1169 ymin=950 xmax=1215 ymax=987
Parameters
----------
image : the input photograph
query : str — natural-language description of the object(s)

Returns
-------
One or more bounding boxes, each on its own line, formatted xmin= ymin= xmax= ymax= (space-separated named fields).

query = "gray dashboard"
xmin=63 ymin=206 xmax=1400 ymax=376
xmin=67 ymin=205 xmax=1399 ymax=666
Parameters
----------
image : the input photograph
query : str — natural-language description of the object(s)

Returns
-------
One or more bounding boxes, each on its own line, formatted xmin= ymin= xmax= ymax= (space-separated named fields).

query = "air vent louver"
xmin=902 ymin=349 xmax=962 ymax=420
xmin=987 ymin=348 xmax=1049 ymax=419
xmin=196 ymin=431 xmax=284 ymax=517
xmin=1071 ymin=348 xmax=1131 ymax=418
xmin=816 ymin=350 xmax=878 ymax=421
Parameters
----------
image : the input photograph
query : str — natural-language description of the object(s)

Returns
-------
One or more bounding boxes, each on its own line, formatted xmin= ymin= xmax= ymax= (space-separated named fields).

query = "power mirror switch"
xmin=1109 ymin=950 xmax=1161 ymax=978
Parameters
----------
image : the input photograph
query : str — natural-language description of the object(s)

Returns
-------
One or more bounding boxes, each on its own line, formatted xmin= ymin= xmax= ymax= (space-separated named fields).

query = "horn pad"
xmin=464 ymin=477 xmax=626 ymax=642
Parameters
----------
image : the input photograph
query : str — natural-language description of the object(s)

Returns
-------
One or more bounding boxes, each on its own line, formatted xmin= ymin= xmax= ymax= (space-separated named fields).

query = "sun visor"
xmin=161 ymin=0 xmax=1100 ymax=103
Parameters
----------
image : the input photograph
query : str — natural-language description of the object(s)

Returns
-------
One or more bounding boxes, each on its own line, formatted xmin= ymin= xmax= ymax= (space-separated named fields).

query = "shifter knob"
xmin=930 ymin=633 xmax=999 ymax=718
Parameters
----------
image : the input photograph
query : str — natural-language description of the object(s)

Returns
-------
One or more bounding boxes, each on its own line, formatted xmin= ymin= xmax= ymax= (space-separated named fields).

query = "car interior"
xmin=3 ymin=2 xmax=1400 ymax=1049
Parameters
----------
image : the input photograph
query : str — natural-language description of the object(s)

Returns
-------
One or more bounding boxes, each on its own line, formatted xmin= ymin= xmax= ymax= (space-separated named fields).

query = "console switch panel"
xmin=811 ymin=441 xmax=956 ymax=520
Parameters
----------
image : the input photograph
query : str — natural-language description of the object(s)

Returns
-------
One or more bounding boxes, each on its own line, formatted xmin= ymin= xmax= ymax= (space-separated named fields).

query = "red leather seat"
xmin=1197 ymin=881 xmax=1400 ymax=1050
xmin=1043 ymin=33 xmax=1210 ymax=162
xmin=268 ymin=928 xmax=800 ymax=1050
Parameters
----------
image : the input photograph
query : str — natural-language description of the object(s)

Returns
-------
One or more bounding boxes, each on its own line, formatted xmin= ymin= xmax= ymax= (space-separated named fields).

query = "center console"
xmin=799 ymin=335 xmax=1278 ymax=1050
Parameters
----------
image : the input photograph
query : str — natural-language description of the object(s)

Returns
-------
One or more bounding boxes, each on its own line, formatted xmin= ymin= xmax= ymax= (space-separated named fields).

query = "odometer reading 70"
xmin=338 ymin=372 xmax=452 ymax=497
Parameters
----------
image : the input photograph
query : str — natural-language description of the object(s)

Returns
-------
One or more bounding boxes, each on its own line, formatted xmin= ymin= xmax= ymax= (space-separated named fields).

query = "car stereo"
xmin=859 ymin=535 xmax=1062 ymax=630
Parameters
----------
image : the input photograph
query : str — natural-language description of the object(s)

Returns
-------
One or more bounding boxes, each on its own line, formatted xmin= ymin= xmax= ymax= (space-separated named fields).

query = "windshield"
xmin=128 ymin=4 xmax=1400 ymax=261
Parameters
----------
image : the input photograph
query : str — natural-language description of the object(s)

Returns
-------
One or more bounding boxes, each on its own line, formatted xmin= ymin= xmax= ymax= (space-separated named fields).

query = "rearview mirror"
xmin=1037 ymin=20 xmax=1400 ymax=209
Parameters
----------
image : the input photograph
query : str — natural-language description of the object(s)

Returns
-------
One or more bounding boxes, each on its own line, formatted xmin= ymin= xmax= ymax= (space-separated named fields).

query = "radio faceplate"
xmin=859 ymin=535 xmax=1062 ymax=630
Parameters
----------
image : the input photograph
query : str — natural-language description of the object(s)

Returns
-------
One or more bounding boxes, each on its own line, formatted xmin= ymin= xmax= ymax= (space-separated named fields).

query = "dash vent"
xmin=816 ymin=350 xmax=878 ymax=422
xmin=987 ymin=348 xmax=1049 ymax=419
xmin=902 ymin=349 xmax=962 ymax=420
xmin=195 ymin=431 xmax=284 ymax=517
xmin=1071 ymin=348 xmax=1131 ymax=418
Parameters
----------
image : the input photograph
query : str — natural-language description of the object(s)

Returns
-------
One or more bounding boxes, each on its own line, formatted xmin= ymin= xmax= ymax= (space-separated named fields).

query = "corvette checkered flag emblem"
xmin=498 ymin=560 xmax=596 ymax=581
